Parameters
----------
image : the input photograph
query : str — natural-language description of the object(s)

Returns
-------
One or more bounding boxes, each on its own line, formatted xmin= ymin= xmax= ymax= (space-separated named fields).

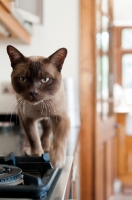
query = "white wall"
xmin=113 ymin=0 xmax=132 ymax=24
xmin=0 ymin=0 xmax=80 ymax=116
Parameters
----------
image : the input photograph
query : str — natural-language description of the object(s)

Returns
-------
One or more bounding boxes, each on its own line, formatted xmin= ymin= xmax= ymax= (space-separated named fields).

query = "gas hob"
xmin=0 ymin=152 xmax=59 ymax=199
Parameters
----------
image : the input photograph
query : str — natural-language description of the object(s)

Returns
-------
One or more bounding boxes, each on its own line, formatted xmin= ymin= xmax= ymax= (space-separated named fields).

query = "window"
xmin=122 ymin=28 xmax=132 ymax=49
xmin=122 ymin=54 xmax=132 ymax=88
xmin=96 ymin=0 xmax=113 ymax=119
xmin=115 ymin=27 xmax=132 ymax=87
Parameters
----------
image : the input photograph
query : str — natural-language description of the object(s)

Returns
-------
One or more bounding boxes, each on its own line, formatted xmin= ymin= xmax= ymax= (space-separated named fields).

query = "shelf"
xmin=0 ymin=1 xmax=31 ymax=44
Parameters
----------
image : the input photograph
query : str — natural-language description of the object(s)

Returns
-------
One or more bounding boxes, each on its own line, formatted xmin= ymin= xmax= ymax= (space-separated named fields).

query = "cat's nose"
xmin=29 ymin=91 xmax=38 ymax=97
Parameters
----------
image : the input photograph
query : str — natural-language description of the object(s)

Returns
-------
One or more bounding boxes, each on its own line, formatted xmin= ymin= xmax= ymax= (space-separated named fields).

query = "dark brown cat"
xmin=7 ymin=45 xmax=70 ymax=168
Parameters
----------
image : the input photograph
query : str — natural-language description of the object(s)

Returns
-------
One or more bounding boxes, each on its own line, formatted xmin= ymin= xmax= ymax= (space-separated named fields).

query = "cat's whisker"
xmin=9 ymin=100 xmax=20 ymax=124
xmin=42 ymin=101 xmax=49 ymax=125
xmin=17 ymin=101 xmax=23 ymax=109
xmin=48 ymin=99 xmax=55 ymax=114
xmin=41 ymin=100 xmax=43 ymax=113
xmin=6 ymin=96 xmax=22 ymax=118
xmin=45 ymin=100 xmax=50 ymax=119
xmin=15 ymin=98 xmax=23 ymax=117
xmin=15 ymin=98 xmax=23 ymax=123
xmin=17 ymin=99 xmax=27 ymax=122
xmin=46 ymin=100 xmax=50 ymax=114
xmin=48 ymin=99 xmax=58 ymax=123
xmin=16 ymin=98 xmax=24 ymax=110
xmin=17 ymin=99 xmax=24 ymax=110
xmin=46 ymin=100 xmax=51 ymax=118
xmin=43 ymin=100 xmax=47 ymax=117
xmin=17 ymin=98 xmax=24 ymax=108
xmin=6 ymin=100 xmax=17 ymax=120
xmin=45 ymin=101 xmax=48 ymax=118
xmin=7 ymin=99 xmax=22 ymax=125
xmin=43 ymin=101 xmax=46 ymax=116
xmin=42 ymin=95 xmax=53 ymax=101
xmin=22 ymin=100 xmax=27 ymax=121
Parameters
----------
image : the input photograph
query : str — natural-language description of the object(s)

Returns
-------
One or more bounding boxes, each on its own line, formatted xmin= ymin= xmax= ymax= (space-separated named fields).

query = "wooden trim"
xmin=1 ymin=0 xmax=11 ymax=12
xmin=97 ymin=116 xmax=115 ymax=144
xmin=114 ymin=26 xmax=132 ymax=85
xmin=120 ymin=50 xmax=132 ymax=54
xmin=118 ymin=175 xmax=132 ymax=183
xmin=80 ymin=0 xmax=96 ymax=199
xmin=0 ymin=2 xmax=31 ymax=44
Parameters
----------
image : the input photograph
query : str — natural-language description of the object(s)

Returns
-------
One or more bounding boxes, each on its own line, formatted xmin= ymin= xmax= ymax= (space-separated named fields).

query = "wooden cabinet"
xmin=116 ymin=112 xmax=132 ymax=183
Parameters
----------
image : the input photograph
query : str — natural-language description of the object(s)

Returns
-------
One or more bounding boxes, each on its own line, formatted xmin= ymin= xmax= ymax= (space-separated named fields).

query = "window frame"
xmin=114 ymin=26 xmax=132 ymax=86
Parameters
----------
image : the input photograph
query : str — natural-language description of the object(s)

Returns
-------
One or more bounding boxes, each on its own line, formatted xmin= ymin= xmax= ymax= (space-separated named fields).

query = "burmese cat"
xmin=7 ymin=45 xmax=70 ymax=168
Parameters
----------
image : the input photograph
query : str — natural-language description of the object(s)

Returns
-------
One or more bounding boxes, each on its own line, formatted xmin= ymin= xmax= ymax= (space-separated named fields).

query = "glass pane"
xmin=97 ymin=56 xmax=102 ymax=99
xmin=96 ymin=56 xmax=102 ymax=114
xmin=102 ymin=102 xmax=109 ymax=120
xmin=102 ymin=31 xmax=109 ymax=51
xmin=96 ymin=32 xmax=102 ymax=50
xmin=102 ymin=16 xmax=109 ymax=31
xmin=96 ymin=11 xmax=101 ymax=31
xmin=97 ymin=101 xmax=102 ymax=114
xmin=96 ymin=0 xmax=101 ymax=6
xmin=101 ymin=0 xmax=108 ymax=14
xmin=102 ymin=55 xmax=109 ymax=99
xmin=122 ymin=54 xmax=132 ymax=88
xmin=122 ymin=29 xmax=132 ymax=49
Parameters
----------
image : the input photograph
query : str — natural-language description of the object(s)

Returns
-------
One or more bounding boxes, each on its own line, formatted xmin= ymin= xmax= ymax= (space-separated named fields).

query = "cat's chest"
xmin=19 ymin=101 xmax=56 ymax=119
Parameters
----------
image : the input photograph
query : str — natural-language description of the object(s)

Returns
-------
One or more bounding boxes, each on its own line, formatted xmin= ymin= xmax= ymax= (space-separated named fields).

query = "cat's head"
xmin=7 ymin=45 xmax=67 ymax=104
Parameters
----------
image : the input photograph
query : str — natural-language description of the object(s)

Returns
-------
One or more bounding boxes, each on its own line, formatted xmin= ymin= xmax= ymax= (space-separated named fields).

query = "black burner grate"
xmin=0 ymin=152 xmax=59 ymax=198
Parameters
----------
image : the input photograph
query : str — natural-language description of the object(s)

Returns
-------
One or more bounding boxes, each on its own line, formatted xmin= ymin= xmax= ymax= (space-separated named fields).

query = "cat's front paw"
xmin=22 ymin=147 xmax=44 ymax=156
xmin=31 ymin=148 xmax=44 ymax=156
xmin=22 ymin=147 xmax=31 ymax=156
xmin=50 ymin=144 xmax=66 ymax=169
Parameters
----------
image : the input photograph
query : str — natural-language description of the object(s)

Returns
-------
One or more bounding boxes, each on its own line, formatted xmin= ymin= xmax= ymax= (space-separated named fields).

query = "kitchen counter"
xmin=0 ymin=125 xmax=80 ymax=200
xmin=114 ymin=106 xmax=132 ymax=113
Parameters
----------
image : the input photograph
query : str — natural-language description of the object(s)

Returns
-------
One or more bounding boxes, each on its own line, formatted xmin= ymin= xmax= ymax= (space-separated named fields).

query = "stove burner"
xmin=0 ymin=165 xmax=23 ymax=186
xmin=0 ymin=152 xmax=59 ymax=198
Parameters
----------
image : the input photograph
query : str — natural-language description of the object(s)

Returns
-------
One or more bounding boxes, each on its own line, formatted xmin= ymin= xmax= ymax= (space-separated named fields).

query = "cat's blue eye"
xmin=19 ymin=77 xmax=27 ymax=82
xmin=41 ymin=78 xmax=50 ymax=83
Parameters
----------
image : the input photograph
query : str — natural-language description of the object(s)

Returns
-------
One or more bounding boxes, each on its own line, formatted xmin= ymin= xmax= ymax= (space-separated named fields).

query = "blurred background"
xmin=1 ymin=0 xmax=132 ymax=200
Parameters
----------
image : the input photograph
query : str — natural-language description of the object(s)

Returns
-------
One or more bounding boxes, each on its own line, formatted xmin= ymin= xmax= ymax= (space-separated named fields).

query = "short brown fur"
xmin=7 ymin=45 xmax=70 ymax=168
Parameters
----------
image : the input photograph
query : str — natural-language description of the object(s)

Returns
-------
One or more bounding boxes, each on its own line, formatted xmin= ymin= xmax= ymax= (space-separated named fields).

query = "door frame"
xmin=80 ymin=0 xmax=115 ymax=199
xmin=80 ymin=0 xmax=96 ymax=199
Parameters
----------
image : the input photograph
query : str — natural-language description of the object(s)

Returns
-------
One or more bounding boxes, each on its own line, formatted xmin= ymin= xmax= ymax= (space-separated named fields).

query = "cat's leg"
xmin=22 ymin=135 xmax=31 ymax=156
xmin=40 ymin=119 xmax=52 ymax=152
xmin=50 ymin=115 xmax=70 ymax=168
xmin=19 ymin=112 xmax=43 ymax=156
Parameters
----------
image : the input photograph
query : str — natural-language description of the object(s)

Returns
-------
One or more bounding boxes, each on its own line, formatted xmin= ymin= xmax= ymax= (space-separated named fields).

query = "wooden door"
xmin=116 ymin=112 xmax=132 ymax=183
xmin=95 ymin=0 xmax=116 ymax=200
xmin=95 ymin=117 xmax=116 ymax=200
xmin=114 ymin=26 xmax=132 ymax=184
xmin=80 ymin=0 xmax=116 ymax=199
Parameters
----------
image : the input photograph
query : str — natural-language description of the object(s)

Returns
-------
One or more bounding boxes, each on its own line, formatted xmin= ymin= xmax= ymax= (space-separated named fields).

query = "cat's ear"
xmin=48 ymin=48 xmax=67 ymax=72
xmin=7 ymin=45 xmax=26 ymax=68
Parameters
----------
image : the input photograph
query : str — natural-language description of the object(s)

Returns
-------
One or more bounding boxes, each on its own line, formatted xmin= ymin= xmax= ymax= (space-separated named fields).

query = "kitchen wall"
xmin=0 ymin=0 xmax=80 ymax=124
xmin=113 ymin=0 xmax=132 ymax=23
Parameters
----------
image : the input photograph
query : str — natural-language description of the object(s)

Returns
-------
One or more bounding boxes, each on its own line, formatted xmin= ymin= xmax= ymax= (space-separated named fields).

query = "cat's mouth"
xmin=29 ymin=97 xmax=42 ymax=104
xmin=22 ymin=93 xmax=52 ymax=105
xmin=26 ymin=99 xmax=41 ymax=105
xmin=24 ymin=95 xmax=42 ymax=105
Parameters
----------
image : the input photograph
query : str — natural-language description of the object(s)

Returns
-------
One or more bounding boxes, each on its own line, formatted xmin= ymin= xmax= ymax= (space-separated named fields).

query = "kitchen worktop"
xmin=0 ymin=124 xmax=80 ymax=200
xmin=114 ymin=106 xmax=132 ymax=113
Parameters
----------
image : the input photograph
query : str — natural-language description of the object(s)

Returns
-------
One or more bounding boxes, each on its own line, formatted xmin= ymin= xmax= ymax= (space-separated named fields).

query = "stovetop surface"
xmin=0 ymin=152 xmax=59 ymax=199
xmin=0 ymin=125 xmax=79 ymax=200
